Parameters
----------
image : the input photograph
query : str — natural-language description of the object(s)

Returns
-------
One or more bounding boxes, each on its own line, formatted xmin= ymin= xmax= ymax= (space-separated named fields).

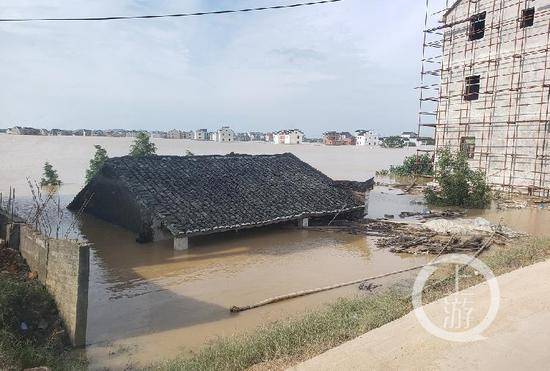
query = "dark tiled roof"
xmin=71 ymin=153 xmax=363 ymax=237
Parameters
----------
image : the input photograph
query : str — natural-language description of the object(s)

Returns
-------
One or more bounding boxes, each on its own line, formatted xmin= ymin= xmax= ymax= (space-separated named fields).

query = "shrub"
xmin=389 ymin=153 xmax=433 ymax=177
xmin=85 ymin=145 xmax=109 ymax=183
xmin=425 ymin=148 xmax=492 ymax=208
xmin=129 ymin=132 xmax=157 ymax=157
xmin=381 ymin=136 xmax=406 ymax=148
xmin=40 ymin=162 xmax=61 ymax=187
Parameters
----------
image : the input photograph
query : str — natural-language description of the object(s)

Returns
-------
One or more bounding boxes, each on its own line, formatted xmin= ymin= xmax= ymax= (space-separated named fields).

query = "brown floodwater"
xmin=80 ymin=215 xmax=428 ymax=369
xmin=2 ymin=135 xmax=550 ymax=368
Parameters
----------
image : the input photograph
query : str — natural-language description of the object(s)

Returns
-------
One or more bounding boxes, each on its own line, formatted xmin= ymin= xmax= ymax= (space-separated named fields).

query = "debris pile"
xmin=309 ymin=216 xmax=523 ymax=255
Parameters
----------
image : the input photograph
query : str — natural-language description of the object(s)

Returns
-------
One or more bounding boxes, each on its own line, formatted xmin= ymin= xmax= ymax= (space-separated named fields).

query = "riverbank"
xmin=155 ymin=237 xmax=550 ymax=370
xmin=295 ymin=251 xmax=550 ymax=370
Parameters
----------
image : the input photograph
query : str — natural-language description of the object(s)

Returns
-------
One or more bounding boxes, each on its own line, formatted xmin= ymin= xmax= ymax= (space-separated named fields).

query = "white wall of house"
xmin=213 ymin=127 xmax=235 ymax=142
xmin=285 ymin=130 xmax=303 ymax=144
xmin=355 ymin=130 xmax=379 ymax=146
xmin=194 ymin=129 xmax=208 ymax=141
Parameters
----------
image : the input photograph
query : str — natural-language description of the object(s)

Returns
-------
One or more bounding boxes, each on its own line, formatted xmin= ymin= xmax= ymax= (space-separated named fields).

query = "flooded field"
xmin=0 ymin=134 xmax=418 ymax=196
xmin=1 ymin=134 xmax=549 ymax=368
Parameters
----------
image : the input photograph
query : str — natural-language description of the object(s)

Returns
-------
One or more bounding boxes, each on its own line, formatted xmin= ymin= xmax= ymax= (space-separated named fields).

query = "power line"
xmin=0 ymin=0 xmax=343 ymax=23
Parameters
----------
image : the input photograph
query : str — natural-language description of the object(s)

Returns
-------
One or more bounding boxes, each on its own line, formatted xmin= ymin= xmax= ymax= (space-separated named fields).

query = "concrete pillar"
xmin=300 ymin=218 xmax=309 ymax=228
xmin=174 ymin=237 xmax=189 ymax=251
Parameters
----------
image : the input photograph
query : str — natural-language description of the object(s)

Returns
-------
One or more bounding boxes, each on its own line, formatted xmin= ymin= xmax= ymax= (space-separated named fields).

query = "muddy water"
xmin=0 ymin=135 xmax=426 ymax=368
xmin=79 ymin=215 xmax=428 ymax=369
xmin=3 ymin=134 xmax=549 ymax=368
xmin=469 ymin=207 xmax=550 ymax=237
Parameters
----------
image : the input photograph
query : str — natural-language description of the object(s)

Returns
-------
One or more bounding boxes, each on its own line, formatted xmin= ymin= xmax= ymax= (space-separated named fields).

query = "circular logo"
xmin=412 ymin=254 xmax=500 ymax=342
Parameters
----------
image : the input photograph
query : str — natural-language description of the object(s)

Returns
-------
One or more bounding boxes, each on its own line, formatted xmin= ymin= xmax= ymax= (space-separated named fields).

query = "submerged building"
xmin=419 ymin=0 xmax=550 ymax=196
xmin=69 ymin=154 xmax=367 ymax=250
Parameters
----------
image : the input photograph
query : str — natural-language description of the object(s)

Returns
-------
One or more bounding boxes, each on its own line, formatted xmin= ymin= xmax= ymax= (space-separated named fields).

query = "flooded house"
xmin=68 ymin=153 xmax=369 ymax=250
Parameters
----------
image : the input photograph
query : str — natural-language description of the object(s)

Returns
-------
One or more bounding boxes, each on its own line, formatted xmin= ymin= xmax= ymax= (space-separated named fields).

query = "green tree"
xmin=389 ymin=153 xmax=434 ymax=177
xmin=425 ymin=148 xmax=492 ymax=208
xmin=382 ymin=136 xmax=406 ymax=148
xmin=129 ymin=132 xmax=157 ymax=157
xmin=85 ymin=145 xmax=109 ymax=183
xmin=40 ymin=162 xmax=61 ymax=187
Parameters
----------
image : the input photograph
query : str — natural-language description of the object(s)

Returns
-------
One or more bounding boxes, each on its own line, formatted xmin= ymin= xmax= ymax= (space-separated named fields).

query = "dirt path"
xmin=293 ymin=259 xmax=550 ymax=370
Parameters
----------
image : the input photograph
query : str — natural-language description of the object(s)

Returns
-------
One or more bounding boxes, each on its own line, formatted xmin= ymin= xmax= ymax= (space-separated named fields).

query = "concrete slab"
xmin=293 ymin=260 xmax=550 ymax=371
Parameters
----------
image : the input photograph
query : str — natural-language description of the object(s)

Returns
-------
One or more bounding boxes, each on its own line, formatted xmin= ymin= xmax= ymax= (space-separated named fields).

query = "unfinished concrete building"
xmin=418 ymin=0 xmax=550 ymax=196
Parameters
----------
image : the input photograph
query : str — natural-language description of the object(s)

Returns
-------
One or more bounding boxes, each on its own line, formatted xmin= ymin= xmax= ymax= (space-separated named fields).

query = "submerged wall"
xmin=6 ymin=222 xmax=90 ymax=347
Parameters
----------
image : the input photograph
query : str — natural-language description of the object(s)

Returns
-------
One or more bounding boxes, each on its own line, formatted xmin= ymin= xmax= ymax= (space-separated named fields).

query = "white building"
xmin=212 ymin=126 xmax=235 ymax=142
xmin=167 ymin=129 xmax=183 ymax=139
xmin=274 ymin=129 xmax=304 ymax=145
xmin=400 ymin=131 xmax=420 ymax=146
xmin=355 ymin=130 xmax=380 ymax=146
xmin=425 ymin=0 xmax=550 ymax=195
xmin=194 ymin=129 xmax=208 ymax=141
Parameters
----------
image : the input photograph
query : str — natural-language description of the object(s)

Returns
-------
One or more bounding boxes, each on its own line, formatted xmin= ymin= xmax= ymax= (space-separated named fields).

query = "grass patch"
xmin=156 ymin=237 xmax=550 ymax=371
xmin=0 ymin=275 xmax=85 ymax=370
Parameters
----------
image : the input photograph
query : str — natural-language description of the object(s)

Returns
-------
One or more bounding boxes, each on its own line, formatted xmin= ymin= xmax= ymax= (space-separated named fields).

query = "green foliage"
xmin=425 ymin=148 xmax=492 ymax=208
xmin=129 ymin=132 xmax=157 ymax=157
xmin=389 ymin=154 xmax=433 ymax=177
xmin=40 ymin=162 xmax=61 ymax=187
xmin=381 ymin=136 xmax=406 ymax=148
xmin=85 ymin=145 xmax=109 ymax=184
xmin=0 ymin=276 xmax=84 ymax=369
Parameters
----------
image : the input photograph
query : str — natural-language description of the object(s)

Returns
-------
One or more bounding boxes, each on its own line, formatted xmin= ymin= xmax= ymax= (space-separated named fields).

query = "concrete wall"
xmin=18 ymin=225 xmax=90 ymax=347
xmin=436 ymin=0 xmax=550 ymax=194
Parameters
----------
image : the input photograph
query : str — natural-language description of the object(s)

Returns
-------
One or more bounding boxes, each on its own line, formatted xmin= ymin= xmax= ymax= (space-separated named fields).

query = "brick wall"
xmin=18 ymin=225 xmax=90 ymax=347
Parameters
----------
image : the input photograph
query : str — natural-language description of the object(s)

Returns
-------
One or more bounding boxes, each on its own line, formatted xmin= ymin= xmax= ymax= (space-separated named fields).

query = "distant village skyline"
xmin=0 ymin=1 xmax=428 ymax=138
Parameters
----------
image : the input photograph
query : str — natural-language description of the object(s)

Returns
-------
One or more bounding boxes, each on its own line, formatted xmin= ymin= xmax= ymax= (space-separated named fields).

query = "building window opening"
xmin=460 ymin=137 xmax=476 ymax=159
xmin=464 ymin=75 xmax=481 ymax=101
xmin=521 ymin=8 xmax=535 ymax=28
xmin=469 ymin=12 xmax=486 ymax=41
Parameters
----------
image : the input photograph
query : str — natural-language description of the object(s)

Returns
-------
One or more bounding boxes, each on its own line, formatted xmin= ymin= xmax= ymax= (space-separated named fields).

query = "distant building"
xmin=167 ymin=129 xmax=183 ymax=139
xmin=39 ymin=128 xmax=50 ymax=136
xmin=265 ymin=133 xmax=274 ymax=142
xmin=92 ymin=129 xmax=105 ymax=137
xmin=194 ymin=129 xmax=208 ymax=141
xmin=125 ymin=130 xmax=140 ymax=138
xmin=400 ymin=132 xmax=420 ymax=146
xmin=323 ymin=131 xmax=356 ymax=146
xmin=7 ymin=126 xmax=41 ymax=136
xmin=150 ymin=131 xmax=167 ymax=139
xmin=182 ymin=131 xmax=193 ymax=139
xmin=249 ymin=132 xmax=265 ymax=141
xmin=274 ymin=129 xmax=304 ymax=145
xmin=74 ymin=129 xmax=92 ymax=136
xmin=213 ymin=126 xmax=235 ymax=142
xmin=355 ymin=130 xmax=380 ymax=146
xmin=236 ymin=132 xmax=251 ymax=142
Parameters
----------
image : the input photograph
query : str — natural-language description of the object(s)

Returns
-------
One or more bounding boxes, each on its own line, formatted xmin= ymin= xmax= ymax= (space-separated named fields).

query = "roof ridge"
xmin=106 ymin=153 xmax=296 ymax=162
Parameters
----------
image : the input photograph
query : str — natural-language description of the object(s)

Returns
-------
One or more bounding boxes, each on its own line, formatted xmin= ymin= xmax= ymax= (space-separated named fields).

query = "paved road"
xmin=294 ymin=260 xmax=550 ymax=370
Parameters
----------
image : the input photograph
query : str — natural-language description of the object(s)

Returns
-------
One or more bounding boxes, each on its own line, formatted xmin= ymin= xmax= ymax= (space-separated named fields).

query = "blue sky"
xmin=0 ymin=0 xmax=434 ymax=137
